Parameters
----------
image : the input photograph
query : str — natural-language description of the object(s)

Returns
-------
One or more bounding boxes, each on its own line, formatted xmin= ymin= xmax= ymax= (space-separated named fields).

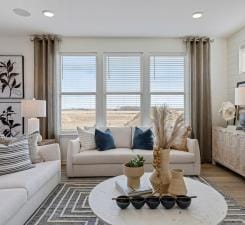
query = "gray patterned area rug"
xmin=25 ymin=176 xmax=245 ymax=225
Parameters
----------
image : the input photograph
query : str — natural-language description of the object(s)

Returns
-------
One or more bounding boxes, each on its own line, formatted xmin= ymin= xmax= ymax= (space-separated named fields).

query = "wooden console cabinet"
xmin=212 ymin=126 xmax=245 ymax=177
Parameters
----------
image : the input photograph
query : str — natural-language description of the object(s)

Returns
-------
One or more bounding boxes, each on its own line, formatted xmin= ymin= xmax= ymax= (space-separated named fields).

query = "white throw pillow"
xmin=28 ymin=131 xmax=42 ymax=163
xmin=77 ymin=127 xmax=96 ymax=151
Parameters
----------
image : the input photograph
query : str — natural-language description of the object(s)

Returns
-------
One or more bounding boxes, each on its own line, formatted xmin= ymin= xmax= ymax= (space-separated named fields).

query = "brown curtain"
xmin=186 ymin=37 xmax=212 ymax=163
xmin=33 ymin=35 xmax=59 ymax=139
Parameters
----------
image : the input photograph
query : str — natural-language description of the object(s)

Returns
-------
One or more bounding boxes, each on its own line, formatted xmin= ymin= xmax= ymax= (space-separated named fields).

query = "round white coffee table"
xmin=89 ymin=173 xmax=227 ymax=225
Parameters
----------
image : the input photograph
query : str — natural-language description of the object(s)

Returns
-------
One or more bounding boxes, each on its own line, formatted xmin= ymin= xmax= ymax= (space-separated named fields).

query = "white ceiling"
xmin=0 ymin=0 xmax=245 ymax=38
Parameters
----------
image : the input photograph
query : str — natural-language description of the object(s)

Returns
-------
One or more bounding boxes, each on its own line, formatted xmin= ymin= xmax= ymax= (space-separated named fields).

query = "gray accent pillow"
xmin=0 ymin=137 xmax=34 ymax=176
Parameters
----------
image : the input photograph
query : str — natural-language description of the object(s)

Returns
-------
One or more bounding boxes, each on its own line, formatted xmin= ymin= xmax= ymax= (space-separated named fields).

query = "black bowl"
xmin=145 ymin=196 xmax=160 ymax=209
xmin=131 ymin=196 xmax=145 ymax=209
xmin=160 ymin=196 xmax=176 ymax=209
xmin=116 ymin=196 xmax=130 ymax=209
xmin=176 ymin=195 xmax=191 ymax=209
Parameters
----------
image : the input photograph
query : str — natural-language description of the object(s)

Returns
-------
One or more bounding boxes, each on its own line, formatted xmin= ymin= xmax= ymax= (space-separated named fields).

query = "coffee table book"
xmin=115 ymin=177 xmax=152 ymax=196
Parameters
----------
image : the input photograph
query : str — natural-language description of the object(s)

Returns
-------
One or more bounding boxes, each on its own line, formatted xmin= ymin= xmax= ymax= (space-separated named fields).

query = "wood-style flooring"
xmin=201 ymin=163 xmax=245 ymax=207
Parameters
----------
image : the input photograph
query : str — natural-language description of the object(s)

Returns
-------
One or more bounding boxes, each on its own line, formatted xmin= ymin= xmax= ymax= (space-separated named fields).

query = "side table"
xmin=38 ymin=139 xmax=56 ymax=146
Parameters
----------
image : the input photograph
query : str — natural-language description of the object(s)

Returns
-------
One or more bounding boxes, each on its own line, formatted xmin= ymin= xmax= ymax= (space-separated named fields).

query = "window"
xmin=150 ymin=55 xmax=185 ymax=111
xmin=59 ymin=53 xmax=186 ymax=131
xmin=61 ymin=55 xmax=96 ymax=130
xmin=105 ymin=55 xmax=141 ymax=126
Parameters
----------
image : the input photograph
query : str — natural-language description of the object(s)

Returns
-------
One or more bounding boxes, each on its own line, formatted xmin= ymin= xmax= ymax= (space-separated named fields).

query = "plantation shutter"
xmin=61 ymin=55 xmax=97 ymax=129
xmin=105 ymin=55 xmax=141 ymax=126
xmin=150 ymin=56 xmax=185 ymax=109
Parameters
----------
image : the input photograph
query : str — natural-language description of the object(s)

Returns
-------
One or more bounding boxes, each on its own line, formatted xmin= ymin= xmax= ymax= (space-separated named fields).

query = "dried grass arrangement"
xmin=152 ymin=106 xmax=184 ymax=149
xmin=150 ymin=106 xmax=184 ymax=195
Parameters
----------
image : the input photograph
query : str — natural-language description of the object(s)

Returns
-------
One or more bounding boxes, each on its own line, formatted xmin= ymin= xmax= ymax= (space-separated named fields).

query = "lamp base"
xmin=27 ymin=118 xmax=40 ymax=134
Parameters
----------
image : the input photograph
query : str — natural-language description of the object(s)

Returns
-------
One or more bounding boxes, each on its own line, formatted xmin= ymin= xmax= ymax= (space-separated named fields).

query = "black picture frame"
xmin=0 ymin=102 xmax=24 ymax=137
xmin=0 ymin=55 xmax=24 ymax=99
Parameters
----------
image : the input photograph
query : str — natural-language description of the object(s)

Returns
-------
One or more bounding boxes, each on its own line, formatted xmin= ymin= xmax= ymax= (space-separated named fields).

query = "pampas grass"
xmin=152 ymin=106 xmax=184 ymax=149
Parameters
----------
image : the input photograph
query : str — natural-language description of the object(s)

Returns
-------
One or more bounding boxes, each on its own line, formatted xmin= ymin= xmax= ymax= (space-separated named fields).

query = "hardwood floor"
xmin=201 ymin=163 xmax=245 ymax=207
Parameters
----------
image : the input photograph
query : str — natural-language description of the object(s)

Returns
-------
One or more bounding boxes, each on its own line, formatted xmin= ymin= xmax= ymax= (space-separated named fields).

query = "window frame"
xmin=59 ymin=51 xmax=187 ymax=133
xmin=59 ymin=52 xmax=98 ymax=132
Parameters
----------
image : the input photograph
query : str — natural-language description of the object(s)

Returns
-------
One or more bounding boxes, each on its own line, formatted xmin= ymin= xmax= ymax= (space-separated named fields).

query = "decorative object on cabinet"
xmin=219 ymin=101 xmax=236 ymax=126
xmin=212 ymin=126 xmax=245 ymax=177
xmin=0 ymin=55 xmax=24 ymax=98
xmin=0 ymin=102 xmax=23 ymax=137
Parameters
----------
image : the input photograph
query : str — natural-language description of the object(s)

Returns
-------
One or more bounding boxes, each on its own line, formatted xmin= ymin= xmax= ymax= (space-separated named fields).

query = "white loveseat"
xmin=67 ymin=127 xmax=200 ymax=177
xmin=0 ymin=143 xmax=61 ymax=225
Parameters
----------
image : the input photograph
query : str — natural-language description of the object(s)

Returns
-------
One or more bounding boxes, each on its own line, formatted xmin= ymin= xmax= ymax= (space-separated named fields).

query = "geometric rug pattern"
xmin=25 ymin=177 xmax=245 ymax=225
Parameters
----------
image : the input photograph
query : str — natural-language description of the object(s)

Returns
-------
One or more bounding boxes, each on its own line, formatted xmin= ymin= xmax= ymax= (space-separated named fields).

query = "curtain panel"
xmin=33 ymin=35 xmax=59 ymax=139
xmin=186 ymin=37 xmax=212 ymax=163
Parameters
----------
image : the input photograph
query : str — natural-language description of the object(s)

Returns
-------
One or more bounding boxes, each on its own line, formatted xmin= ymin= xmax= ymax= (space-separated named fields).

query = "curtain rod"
xmin=30 ymin=35 xmax=62 ymax=41
xmin=183 ymin=38 xmax=214 ymax=42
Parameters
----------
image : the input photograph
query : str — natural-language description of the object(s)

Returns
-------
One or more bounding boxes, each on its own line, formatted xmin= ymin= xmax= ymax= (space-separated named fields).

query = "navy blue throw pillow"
xmin=95 ymin=129 xmax=116 ymax=151
xmin=132 ymin=127 xmax=154 ymax=150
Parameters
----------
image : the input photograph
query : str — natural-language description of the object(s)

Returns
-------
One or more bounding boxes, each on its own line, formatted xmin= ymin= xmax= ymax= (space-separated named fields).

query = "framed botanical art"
xmin=0 ymin=55 xmax=24 ymax=99
xmin=0 ymin=102 xmax=23 ymax=137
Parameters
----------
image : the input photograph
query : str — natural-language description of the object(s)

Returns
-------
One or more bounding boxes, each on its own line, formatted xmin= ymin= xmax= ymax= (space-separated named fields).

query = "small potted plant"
xmin=123 ymin=155 xmax=145 ymax=189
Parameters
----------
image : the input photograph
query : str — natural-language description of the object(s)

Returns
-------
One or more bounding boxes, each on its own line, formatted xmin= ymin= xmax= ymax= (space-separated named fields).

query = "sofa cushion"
xmin=73 ymin=148 xmax=195 ymax=165
xmin=0 ymin=188 xmax=27 ymax=225
xmin=132 ymin=149 xmax=195 ymax=164
xmin=73 ymin=148 xmax=134 ymax=164
xmin=77 ymin=127 xmax=96 ymax=151
xmin=106 ymin=127 xmax=132 ymax=148
xmin=0 ymin=137 xmax=34 ymax=176
xmin=95 ymin=129 xmax=116 ymax=151
xmin=132 ymin=127 xmax=154 ymax=150
xmin=0 ymin=160 xmax=60 ymax=199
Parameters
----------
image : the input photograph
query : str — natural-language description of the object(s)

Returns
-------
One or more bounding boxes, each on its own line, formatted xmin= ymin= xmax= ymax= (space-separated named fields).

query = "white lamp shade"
xmin=21 ymin=99 xmax=46 ymax=118
xmin=235 ymin=87 xmax=245 ymax=106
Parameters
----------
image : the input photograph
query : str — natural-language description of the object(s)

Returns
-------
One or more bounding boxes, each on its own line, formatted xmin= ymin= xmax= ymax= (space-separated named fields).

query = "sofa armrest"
xmin=187 ymin=138 xmax=201 ymax=175
xmin=38 ymin=143 xmax=61 ymax=161
xmin=66 ymin=138 xmax=80 ymax=177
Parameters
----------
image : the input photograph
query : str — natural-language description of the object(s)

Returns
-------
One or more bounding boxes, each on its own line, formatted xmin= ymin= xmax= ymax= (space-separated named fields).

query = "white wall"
xmin=210 ymin=38 xmax=228 ymax=126
xmin=227 ymin=26 xmax=245 ymax=101
xmin=0 ymin=37 xmax=34 ymax=99
xmin=0 ymin=36 xmax=34 ymax=132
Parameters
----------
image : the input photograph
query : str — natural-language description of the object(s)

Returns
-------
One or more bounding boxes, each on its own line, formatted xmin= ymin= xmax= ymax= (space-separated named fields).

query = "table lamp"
xmin=21 ymin=99 xmax=46 ymax=134
xmin=235 ymin=87 xmax=245 ymax=130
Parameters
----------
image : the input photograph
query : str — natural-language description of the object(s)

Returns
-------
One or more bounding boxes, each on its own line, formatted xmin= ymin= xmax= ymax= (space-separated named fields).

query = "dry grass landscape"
xmin=61 ymin=110 xmax=140 ymax=129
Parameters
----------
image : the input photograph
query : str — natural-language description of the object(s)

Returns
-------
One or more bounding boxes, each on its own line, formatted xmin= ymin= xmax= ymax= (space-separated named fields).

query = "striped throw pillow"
xmin=0 ymin=137 xmax=34 ymax=176
xmin=77 ymin=127 xmax=96 ymax=151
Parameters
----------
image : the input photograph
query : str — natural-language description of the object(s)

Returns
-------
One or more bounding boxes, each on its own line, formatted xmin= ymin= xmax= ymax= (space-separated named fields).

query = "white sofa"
xmin=0 ymin=143 xmax=61 ymax=225
xmin=67 ymin=127 xmax=200 ymax=177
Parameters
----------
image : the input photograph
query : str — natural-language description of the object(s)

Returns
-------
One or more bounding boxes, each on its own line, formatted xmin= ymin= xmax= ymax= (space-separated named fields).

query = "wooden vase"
xmin=150 ymin=148 xmax=171 ymax=195
xmin=168 ymin=169 xmax=187 ymax=196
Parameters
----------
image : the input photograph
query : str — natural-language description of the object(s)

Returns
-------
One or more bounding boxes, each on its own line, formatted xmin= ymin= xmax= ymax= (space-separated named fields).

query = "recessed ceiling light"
xmin=13 ymin=8 xmax=31 ymax=17
xmin=192 ymin=12 xmax=203 ymax=19
xmin=42 ymin=10 xmax=54 ymax=18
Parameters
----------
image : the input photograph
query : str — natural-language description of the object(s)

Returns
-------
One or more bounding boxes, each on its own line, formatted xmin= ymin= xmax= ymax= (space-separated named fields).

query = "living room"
xmin=0 ymin=0 xmax=244 ymax=225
